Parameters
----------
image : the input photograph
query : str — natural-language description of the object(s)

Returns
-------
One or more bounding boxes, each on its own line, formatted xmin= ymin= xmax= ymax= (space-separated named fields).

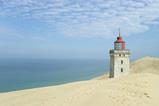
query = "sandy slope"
xmin=0 ymin=57 xmax=159 ymax=106
xmin=131 ymin=56 xmax=159 ymax=75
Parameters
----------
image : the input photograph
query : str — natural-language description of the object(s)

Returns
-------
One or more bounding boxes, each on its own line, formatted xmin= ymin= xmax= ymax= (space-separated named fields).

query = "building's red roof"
xmin=114 ymin=36 xmax=125 ymax=43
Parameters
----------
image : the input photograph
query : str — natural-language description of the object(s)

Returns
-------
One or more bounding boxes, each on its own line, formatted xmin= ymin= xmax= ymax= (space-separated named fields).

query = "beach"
xmin=0 ymin=57 xmax=159 ymax=106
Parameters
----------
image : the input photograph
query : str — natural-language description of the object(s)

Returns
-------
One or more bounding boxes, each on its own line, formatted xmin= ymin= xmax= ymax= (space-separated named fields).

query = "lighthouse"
xmin=109 ymin=30 xmax=130 ymax=78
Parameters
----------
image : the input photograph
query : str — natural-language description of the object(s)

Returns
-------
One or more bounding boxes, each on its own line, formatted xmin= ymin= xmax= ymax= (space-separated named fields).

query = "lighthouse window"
xmin=121 ymin=60 xmax=123 ymax=64
xmin=121 ymin=68 xmax=123 ymax=72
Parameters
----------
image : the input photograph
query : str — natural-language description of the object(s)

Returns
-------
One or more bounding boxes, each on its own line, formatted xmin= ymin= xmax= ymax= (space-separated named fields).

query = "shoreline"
xmin=0 ymin=72 xmax=107 ymax=93
xmin=0 ymin=56 xmax=157 ymax=93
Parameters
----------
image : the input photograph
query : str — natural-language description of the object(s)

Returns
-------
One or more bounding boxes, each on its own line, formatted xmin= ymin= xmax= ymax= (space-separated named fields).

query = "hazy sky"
xmin=0 ymin=0 xmax=159 ymax=59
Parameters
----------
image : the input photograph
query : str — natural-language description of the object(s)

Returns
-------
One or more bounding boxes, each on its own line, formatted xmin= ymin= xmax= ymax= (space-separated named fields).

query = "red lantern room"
xmin=114 ymin=30 xmax=125 ymax=50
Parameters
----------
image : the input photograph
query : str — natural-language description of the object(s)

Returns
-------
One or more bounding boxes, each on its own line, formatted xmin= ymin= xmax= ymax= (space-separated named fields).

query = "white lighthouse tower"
xmin=109 ymin=30 xmax=130 ymax=78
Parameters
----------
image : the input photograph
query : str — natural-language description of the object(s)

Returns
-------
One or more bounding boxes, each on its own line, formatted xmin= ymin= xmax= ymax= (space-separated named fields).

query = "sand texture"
xmin=0 ymin=57 xmax=159 ymax=106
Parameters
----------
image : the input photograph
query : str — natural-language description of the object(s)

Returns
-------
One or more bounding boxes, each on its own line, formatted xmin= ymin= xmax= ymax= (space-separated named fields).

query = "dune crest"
xmin=131 ymin=56 xmax=159 ymax=74
xmin=0 ymin=56 xmax=159 ymax=106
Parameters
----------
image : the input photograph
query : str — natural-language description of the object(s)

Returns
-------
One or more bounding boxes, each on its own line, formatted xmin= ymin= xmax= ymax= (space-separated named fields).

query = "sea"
xmin=0 ymin=59 xmax=109 ymax=92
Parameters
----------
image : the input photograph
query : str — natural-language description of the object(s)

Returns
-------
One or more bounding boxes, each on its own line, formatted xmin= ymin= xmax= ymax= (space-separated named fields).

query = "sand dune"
xmin=131 ymin=56 xmax=159 ymax=75
xmin=0 ymin=56 xmax=159 ymax=106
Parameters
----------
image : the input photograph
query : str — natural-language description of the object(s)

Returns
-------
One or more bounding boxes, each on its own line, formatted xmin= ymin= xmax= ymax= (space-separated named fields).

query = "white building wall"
xmin=109 ymin=50 xmax=130 ymax=78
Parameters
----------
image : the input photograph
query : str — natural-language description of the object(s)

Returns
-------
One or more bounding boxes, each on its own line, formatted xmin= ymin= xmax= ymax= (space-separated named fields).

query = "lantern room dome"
xmin=115 ymin=36 xmax=125 ymax=43
xmin=114 ymin=29 xmax=126 ymax=50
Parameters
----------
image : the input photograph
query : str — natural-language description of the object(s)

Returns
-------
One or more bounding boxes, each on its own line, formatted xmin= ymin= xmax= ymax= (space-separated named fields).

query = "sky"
xmin=0 ymin=0 xmax=159 ymax=60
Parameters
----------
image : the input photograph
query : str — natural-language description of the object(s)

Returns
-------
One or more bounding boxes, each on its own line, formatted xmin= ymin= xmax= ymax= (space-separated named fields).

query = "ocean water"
xmin=0 ymin=59 xmax=108 ymax=92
